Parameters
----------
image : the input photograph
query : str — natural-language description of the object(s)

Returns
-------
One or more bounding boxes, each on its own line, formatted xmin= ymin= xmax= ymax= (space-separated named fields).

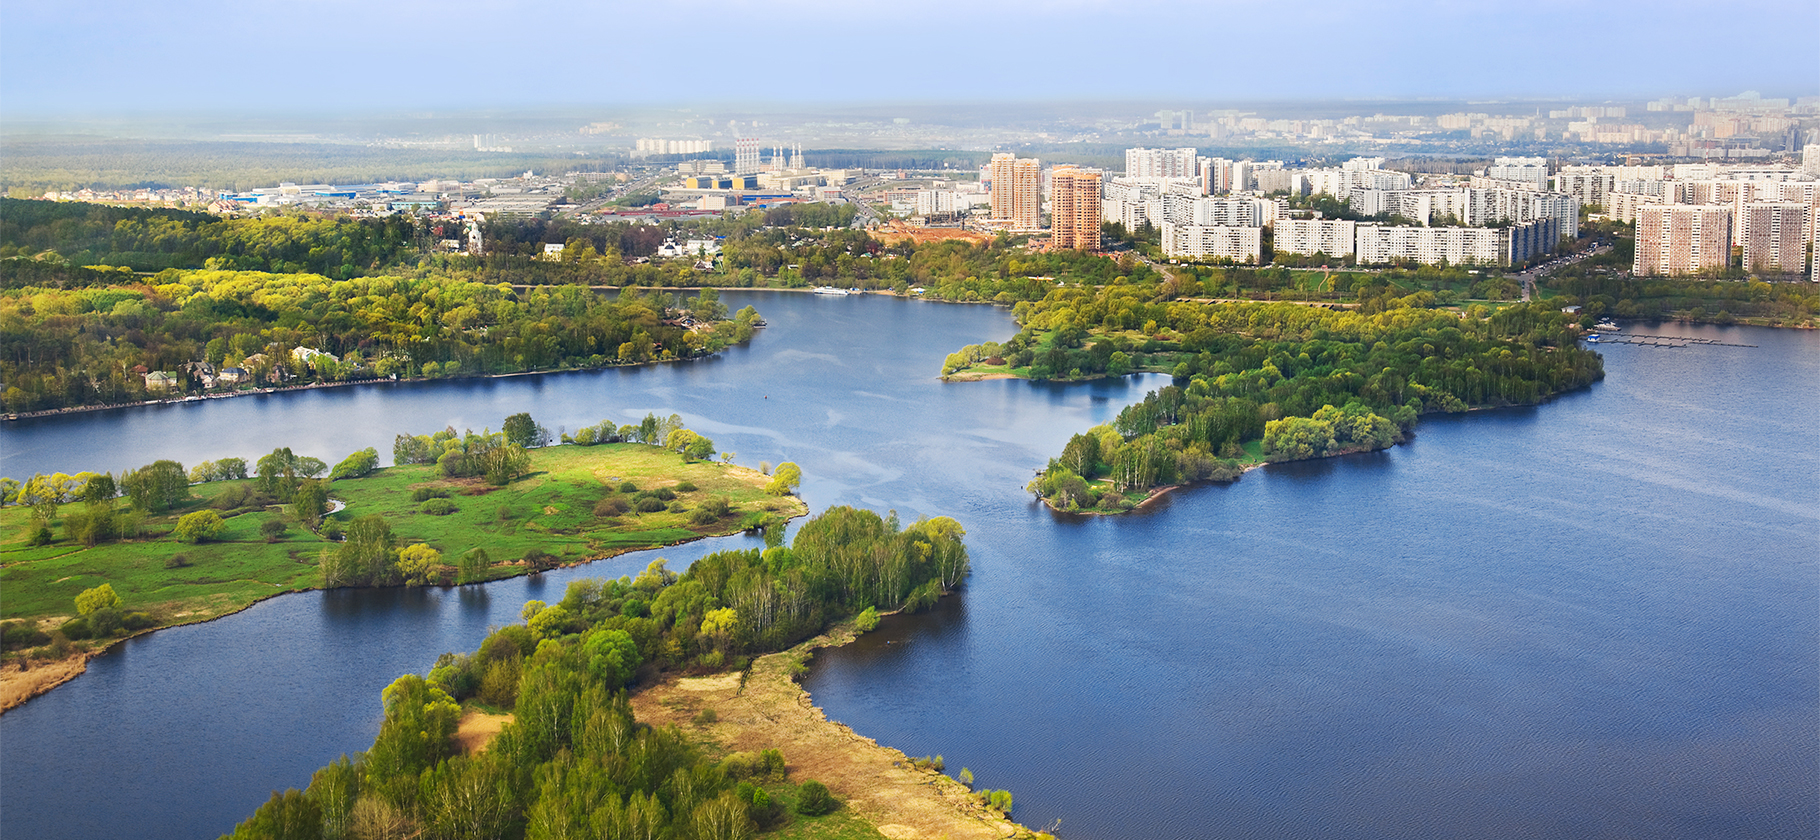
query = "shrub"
xmin=122 ymin=612 xmax=154 ymax=631
xmin=27 ymin=525 xmax=52 ymax=546
xmin=321 ymin=520 xmax=344 ymax=540
xmin=58 ymin=617 xmax=92 ymax=640
xmin=173 ymin=510 xmax=226 ymax=543
xmin=853 ymin=606 xmax=879 ymax=632
xmin=634 ymin=497 xmax=668 ymax=513
xmin=617 ymin=481 xmax=637 ymax=493
xmin=593 ymin=497 xmax=628 ymax=517
xmin=419 ymin=498 xmax=458 ymax=516
xmin=674 ymin=481 xmax=697 ymax=492
xmin=689 ymin=506 xmax=721 ymax=525
xmin=796 ymin=781 xmax=836 ymax=816
xmin=259 ymin=519 xmax=288 ymax=542
xmin=652 ymin=488 xmax=676 ymax=501
xmin=165 ymin=553 xmax=191 ymax=569
xmin=411 ymin=486 xmax=452 ymax=502
xmin=986 ymin=790 xmax=1013 ymax=813
xmin=693 ymin=708 xmax=718 ymax=726
xmin=1 ymin=621 xmax=50 ymax=651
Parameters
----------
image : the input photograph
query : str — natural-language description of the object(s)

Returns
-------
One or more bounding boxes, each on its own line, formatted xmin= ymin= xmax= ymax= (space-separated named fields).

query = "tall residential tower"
xmin=989 ymin=153 xmax=1041 ymax=231
xmin=1050 ymin=166 xmax=1103 ymax=250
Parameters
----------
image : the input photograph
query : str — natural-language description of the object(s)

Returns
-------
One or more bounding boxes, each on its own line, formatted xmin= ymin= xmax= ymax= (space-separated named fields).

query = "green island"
xmin=0 ymin=412 xmax=807 ymax=710
xmin=217 ymin=506 xmax=1036 ymax=840
xmin=944 ymin=282 xmax=1603 ymax=514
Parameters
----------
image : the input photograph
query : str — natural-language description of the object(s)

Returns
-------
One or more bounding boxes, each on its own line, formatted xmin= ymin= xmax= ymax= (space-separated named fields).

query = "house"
xmin=144 ymin=371 xmax=178 ymax=393
xmin=217 ymin=366 xmax=247 ymax=386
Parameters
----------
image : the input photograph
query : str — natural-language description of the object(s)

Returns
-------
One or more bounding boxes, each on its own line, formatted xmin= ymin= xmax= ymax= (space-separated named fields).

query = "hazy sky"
xmin=2 ymin=0 xmax=1816 ymax=116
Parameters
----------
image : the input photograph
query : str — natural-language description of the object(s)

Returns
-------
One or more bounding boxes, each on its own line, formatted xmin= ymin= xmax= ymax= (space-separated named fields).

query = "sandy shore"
xmin=632 ymin=623 xmax=1038 ymax=840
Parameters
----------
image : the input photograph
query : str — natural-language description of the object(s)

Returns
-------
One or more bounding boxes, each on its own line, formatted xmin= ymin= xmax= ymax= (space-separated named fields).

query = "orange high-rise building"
xmin=989 ymin=153 xmax=1041 ymax=231
xmin=1050 ymin=166 xmax=1103 ymax=250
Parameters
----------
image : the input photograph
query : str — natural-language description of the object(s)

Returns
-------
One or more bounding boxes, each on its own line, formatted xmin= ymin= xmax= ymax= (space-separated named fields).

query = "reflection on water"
xmin=2 ymin=304 xmax=1815 ymax=840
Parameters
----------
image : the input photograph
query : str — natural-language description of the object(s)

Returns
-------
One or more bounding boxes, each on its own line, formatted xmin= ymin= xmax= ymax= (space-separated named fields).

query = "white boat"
xmin=1594 ymin=319 xmax=1621 ymax=332
xmin=813 ymin=286 xmax=851 ymax=296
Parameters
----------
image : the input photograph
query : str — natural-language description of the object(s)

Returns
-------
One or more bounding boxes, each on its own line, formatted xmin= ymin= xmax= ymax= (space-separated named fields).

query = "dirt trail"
xmin=454 ymin=708 xmax=513 ymax=754
xmin=632 ymin=626 xmax=1031 ymax=840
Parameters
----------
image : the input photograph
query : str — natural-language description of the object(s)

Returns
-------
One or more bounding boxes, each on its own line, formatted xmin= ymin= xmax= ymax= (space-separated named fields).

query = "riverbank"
xmin=632 ymin=618 xmax=1040 ymax=840
xmin=0 ymin=444 xmax=808 ymax=714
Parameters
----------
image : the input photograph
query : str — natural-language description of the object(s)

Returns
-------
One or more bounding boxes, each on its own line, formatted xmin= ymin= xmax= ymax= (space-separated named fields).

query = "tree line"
xmin=1023 ymin=294 xmax=1604 ymax=511
xmin=225 ymin=504 xmax=972 ymax=840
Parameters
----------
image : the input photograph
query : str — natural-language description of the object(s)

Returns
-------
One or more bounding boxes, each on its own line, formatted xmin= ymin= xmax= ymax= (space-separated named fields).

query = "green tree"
xmin=75 ymin=583 xmax=122 ymax=616
xmin=397 ymin=544 xmax=444 ymax=586
xmin=330 ymin=448 xmax=379 ymax=480
xmin=121 ymin=460 xmax=189 ymax=512
xmin=458 ymin=548 xmax=491 ymax=585
xmin=502 ymin=412 xmax=547 ymax=448
xmin=795 ymin=781 xmax=836 ymax=816
xmin=173 ymin=509 xmax=226 ymax=543
xmin=766 ymin=462 xmax=802 ymax=496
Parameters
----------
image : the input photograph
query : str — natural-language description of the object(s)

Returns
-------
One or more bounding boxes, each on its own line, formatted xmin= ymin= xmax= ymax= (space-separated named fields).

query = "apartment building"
xmin=1050 ymin=166 xmax=1104 ymax=251
xmin=1126 ymin=148 xmax=1200 ymax=180
xmin=1738 ymin=202 xmax=1810 ymax=275
xmin=989 ymin=153 xmax=1041 ymax=231
xmin=1634 ymin=205 xmax=1733 ymax=276
xmin=1274 ymin=218 xmax=1358 ymax=259
xmin=1161 ymin=224 xmax=1263 ymax=263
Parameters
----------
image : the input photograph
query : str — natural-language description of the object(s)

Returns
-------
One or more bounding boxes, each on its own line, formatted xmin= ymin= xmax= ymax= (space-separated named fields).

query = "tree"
xmin=75 ymin=583 xmax=122 ymax=616
xmin=458 ymin=548 xmax=491 ymax=585
xmin=121 ymin=460 xmax=189 ymax=512
xmin=330 ymin=448 xmax=379 ymax=480
xmin=502 ymin=412 xmax=548 ymax=448
xmin=766 ymin=462 xmax=802 ymax=496
xmin=174 ymin=510 xmax=227 ymax=543
xmin=293 ymin=480 xmax=328 ymax=527
xmin=397 ymin=544 xmax=444 ymax=586
xmin=795 ymin=781 xmax=836 ymax=816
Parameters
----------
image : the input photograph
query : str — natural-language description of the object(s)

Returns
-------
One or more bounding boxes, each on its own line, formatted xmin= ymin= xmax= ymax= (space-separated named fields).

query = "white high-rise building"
xmin=1487 ymin=156 xmax=1549 ymax=191
xmin=1126 ymin=148 xmax=1199 ymax=179
xmin=1274 ymin=219 xmax=1357 ymax=259
xmin=1161 ymin=223 xmax=1263 ymax=263
xmin=1739 ymin=202 xmax=1810 ymax=275
xmin=1634 ymin=205 xmax=1733 ymax=276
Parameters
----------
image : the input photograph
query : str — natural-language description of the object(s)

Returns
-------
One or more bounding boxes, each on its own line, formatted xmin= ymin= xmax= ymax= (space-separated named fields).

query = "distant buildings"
xmin=1049 ymin=166 xmax=1103 ymax=251
xmin=988 ymin=154 xmax=1041 ymax=231
xmin=1354 ymin=220 xmax=1557 ymax=267
xmin=1125 ymin=148 xmax=1199 ymax=180
xmin=1486 ymin=156 xmax=1549 ymax=191
xmin=1634 ymin=205 xmax=1733 ymax=276
xmin=734 ymin=139 xmax=761 ymax=176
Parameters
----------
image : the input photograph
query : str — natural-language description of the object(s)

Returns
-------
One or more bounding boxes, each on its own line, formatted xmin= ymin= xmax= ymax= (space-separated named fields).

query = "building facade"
xmin=989 ymin=153 xmax=1041 ymax=230
xmin=1634 ymin=205 xmax=1733 ymax=276
xmin=1126 ymin=147 xmax=1199 ymax=179
xmin=1274 ymin=218 xmax=1358 ymax=259
xmin=1050 ymin=166 xmax=1104 ymax=250
xmin=1738 ymin=202 xmax=1810 ymax=275
xmin=1161 ymin=224 xmax=1263 ymax=263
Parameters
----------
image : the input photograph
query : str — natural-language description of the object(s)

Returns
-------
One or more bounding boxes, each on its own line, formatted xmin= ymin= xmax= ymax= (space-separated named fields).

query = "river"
xmin=2 ymin=294 xmax=1815 ymax=840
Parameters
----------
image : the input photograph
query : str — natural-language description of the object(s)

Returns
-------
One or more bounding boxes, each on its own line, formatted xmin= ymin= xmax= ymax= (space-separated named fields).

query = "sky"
xmin=2 ymin=0 xmax=1816 ymax=117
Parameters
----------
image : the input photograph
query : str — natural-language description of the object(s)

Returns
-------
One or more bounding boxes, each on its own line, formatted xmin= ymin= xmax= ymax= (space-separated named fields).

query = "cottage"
xmin=144 ymin=371 xmax=179 ymax=393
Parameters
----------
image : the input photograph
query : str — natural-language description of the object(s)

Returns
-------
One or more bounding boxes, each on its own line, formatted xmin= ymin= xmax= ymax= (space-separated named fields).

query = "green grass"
xmin=758 ymin=782 xmax=888 ymax=840
xmin=0 ymin=443 xmax=805 ymax=639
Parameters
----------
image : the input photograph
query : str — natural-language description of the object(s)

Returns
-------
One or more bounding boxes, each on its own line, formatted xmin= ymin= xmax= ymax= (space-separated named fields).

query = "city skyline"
xmin=2 ymin=0 xmax=1815 ymax=116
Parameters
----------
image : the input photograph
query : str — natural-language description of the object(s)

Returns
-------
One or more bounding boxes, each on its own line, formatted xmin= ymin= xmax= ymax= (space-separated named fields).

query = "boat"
xmin=812 ymin=286 xmax=851 ymax=296
xmin=1594 ymin=319 xmax=1621 ymax=332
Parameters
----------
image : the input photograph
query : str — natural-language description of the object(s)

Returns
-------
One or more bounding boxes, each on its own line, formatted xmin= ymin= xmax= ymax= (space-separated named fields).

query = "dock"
xmin=1588 ymin=335 xmax=1757 ymax=349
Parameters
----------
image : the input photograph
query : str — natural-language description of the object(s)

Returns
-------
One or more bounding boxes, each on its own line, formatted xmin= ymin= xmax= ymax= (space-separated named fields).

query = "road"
xmin=1517 ymin=243 xmax=1610 ymax=301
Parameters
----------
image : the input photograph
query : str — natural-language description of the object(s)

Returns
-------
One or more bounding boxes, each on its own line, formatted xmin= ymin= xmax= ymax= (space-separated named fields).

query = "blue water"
xmin=1 ymin=299 xmax=1814 ymax=840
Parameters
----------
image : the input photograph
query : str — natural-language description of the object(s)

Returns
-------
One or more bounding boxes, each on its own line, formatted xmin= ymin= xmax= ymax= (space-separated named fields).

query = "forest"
xmin=0 ymin=270 xmax=755 ymax=413
xmin=1005 ymin=281 xmax=1603 ymax=511
xmin=223 ymin=505 xmax=972 ymax=840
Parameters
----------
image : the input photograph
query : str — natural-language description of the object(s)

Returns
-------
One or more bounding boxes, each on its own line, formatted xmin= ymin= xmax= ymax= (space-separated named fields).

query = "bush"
xmin=419 ymin=498 xmax=458 ymax=516
xmin=674 ymin=481 xmax=697 ymax=492
xmin=986 ymin=790 xmax=1013 ymax=813
xmin=166 ymin=553 xmax=191 ymax=569
xmin=321 ymin=520 xmax=344 ymax=540
xmin=694 ymin=708 xmax=718 ymax=726
xmin=634 ymin=497 xmax=668 ymax=513
xmin=27 ymin=525 xmax=52 ymax=546
xmin=173 ymin=510 xmax=226 ymax=543
xmin=122 ymin=612 xmax=154 ymax=631
xmin=593 ymin=497 xmax=628 ymax=517
xmin=1 ymin=621 xmax=50 ymax=651
xmin=796 ymin=781 xmax=836 ymax=816
xmin=259 ymin=519 xmax=287 ymax=542
xmin=617 ymin=481 xmax=637 ymax=493
xmin=411 ymin=486 xmax=452 ymax=502
xmin=688 ymin=506 xmax=722 ymax=525
xmin=853 ymin=606 xmax=879 ymax=632
xmin=58 ymin=617 xmax=92 ymax=640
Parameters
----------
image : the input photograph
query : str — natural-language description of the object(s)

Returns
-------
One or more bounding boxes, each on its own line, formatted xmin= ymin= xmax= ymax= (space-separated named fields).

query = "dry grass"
xmin=633 ymin=625 xmax=1033 ymax=840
